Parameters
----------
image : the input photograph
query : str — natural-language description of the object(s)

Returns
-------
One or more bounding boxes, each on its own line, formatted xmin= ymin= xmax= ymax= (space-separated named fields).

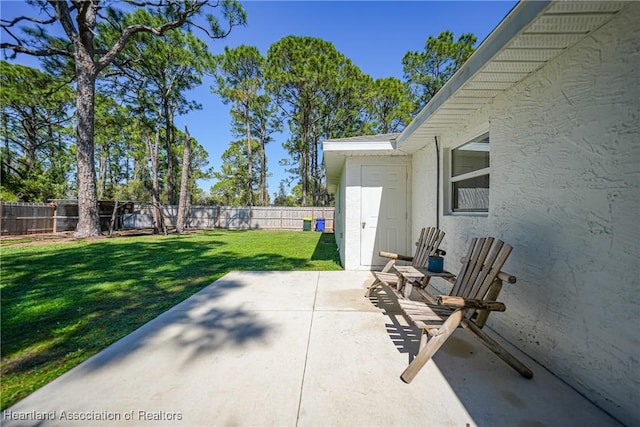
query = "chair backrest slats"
xmin=413 ymin=228 xmax=430 ymax=266
xmin=452 ymin=237 xmax=481 ymax=295
xmin=412 ymin=227 xmax=445 ymax=267
xmin=433 ymin=230 xmax=445 ymax=256
xmin=461 ymin=238 xmax=493 ymax=297
xmin=472 ymin=243 xmax=512 ymax=300
xmin=450 ymin=238 xmax=475 ymax=295
xmin=451 ymin=238 xmax=512 ymax=301
xmin=467 ymin=239 xmax=503 ymax=299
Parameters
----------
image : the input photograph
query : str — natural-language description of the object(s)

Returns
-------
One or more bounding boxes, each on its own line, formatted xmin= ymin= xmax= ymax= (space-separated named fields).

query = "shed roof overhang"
xmin=395 ymin=0 xmax=630 ymax=153
xmin=323 ymin=134 xmax=402 ymax=193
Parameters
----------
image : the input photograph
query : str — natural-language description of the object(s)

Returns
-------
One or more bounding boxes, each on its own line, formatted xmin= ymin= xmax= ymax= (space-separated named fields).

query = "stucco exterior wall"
xmin=410 ymin=146 xmax=438 ymax=242
xmin=342 ymin=156 xmax=411 ymax=270
xmin=411 ymin=6 xmax=639 ymax=425
xmin=334 ymin=170 xmax=347 ymax=267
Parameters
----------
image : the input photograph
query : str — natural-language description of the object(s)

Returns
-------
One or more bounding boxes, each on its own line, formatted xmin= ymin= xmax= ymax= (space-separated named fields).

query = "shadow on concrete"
xmin=75 ymin=277 xmax=273 ymax=374
xmin=367 ymin=286 xmax=421 ymax=364
xmin=1 ymin=231 xmax=317 ymax=409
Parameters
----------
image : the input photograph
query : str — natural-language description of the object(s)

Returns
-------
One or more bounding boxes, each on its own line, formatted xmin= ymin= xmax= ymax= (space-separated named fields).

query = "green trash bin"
xmin=302 ymin=217 xmax=312 ymax=231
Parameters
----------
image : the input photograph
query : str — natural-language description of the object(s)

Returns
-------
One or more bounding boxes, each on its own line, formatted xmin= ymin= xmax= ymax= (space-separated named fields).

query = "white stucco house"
xmin=323 ymin=1 xmax=639 ymax=425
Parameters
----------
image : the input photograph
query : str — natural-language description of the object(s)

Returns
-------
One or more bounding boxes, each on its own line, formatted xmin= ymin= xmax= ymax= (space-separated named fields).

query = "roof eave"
xmin=323 ymin=139 xmax=396 ymax=152
xmin=323 ymin=139 xmax=401 ymax=194
xmin=395 ymin=0 xmax=552 ymax=151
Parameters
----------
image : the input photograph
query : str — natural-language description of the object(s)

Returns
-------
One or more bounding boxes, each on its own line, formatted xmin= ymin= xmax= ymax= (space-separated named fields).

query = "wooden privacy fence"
xmin=1 ymin=202 xmax=334 ymax=235
xmin=127 ymin=205 xmax=335 ymax=232
xmin=0 ymin=202 xmax=55 ymax=235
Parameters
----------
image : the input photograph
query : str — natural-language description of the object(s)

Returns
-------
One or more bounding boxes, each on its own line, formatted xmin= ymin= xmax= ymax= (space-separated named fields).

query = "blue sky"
xmin=192 ymin=1 xmax=518 ymax=197
xmin=2 ymin=0 xmax=518 ymax=199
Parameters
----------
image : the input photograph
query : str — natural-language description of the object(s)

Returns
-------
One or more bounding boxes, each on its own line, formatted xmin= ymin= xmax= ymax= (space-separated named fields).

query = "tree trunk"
xmin=301 ymin=110 xmax=309 ymax=206
xmin=245 ymin=103 xmax=253 ymax=207
xmin=310 ymin=117 xmax=319 ymax=206
xmin=73 ymin=56 xmax=101 ymax=238
xmin=146 ymin=131 xmax=163 ymax=234
xmin=163 ymin=98 xmax=176 ymax=204
xmin=98 ymin=146 xmax=108 ymax=199
xmin=24 ymin=108 xmax=37 ymax=173
xmin=260 ymin=133 xmax=267 ymax=206
xmin=2 ymin=112 xmax=10 ymax=179
xmin=258 ymin=103 xmax=269 ymax=206
xmin=176 ymin=127 xmax=192 ymax=234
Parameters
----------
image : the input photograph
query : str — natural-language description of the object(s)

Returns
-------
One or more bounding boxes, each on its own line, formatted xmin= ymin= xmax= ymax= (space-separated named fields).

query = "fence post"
xmin=52 ymin=204 xmax=57 ymax=233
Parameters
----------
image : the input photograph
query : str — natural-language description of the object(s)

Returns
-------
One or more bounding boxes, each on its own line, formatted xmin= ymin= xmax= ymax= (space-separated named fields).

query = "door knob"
xmin=362 ymin=222 xmax=366 ymax=229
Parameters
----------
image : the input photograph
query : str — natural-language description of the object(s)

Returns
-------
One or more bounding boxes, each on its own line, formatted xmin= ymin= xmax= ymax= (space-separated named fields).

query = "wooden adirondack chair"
xmin=397 ymin=237 xmax=534 ymax=383
xmin=366 ymin=227 xmax=445 ymax=297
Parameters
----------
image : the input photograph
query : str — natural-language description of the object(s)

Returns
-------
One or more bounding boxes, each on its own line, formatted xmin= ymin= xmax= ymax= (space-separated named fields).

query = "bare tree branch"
xmin=0 ymin=15 xmax=58 ymax=27
xmin=124 ymin=0 xmax=166 ymax=7
xmin=0 ymin=43 xmax=73 ymax=57
xmin=189 ymin=21 xmax=233 ymax=40
xmin=96 ymin=5 xmax=204 ymax=71
xmin=1 ymin=26 xmax=24 ymax=48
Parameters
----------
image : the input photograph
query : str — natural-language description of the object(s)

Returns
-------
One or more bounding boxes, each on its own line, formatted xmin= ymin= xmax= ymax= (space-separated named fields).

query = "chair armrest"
xmin=379 ymin=251 xmax=414 ymax=262
xmin=436 ymin=295 xmax=506 ymax=312
xmin=497 ymin=271 xmax=517 ymax=284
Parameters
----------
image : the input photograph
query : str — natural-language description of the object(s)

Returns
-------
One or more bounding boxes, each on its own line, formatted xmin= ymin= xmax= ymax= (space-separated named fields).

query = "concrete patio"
xmin=2 ymin=271 xmax=622 ymax=426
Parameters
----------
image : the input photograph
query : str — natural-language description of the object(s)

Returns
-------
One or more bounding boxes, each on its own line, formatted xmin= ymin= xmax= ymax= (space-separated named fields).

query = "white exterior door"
xmin=360 ymin=165 xmax=408 ymax=267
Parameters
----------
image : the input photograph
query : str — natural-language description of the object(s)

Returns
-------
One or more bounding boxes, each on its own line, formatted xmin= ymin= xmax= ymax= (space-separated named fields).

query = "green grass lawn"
xmin=0 ymin=229 xmax=342 ymax=409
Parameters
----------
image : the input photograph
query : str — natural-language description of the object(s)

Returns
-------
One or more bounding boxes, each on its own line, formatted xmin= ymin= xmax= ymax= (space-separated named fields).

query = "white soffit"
xmin=396 ymin=0 xmax=630 ymax=153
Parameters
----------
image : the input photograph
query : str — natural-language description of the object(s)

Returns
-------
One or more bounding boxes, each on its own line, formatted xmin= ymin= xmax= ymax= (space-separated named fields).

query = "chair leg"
xmin=401 ymin=309 xmax=464 ymax=384
xmin=367 ymin=259 xmax=396 ymax=296
xmin=366 ymin=279 xmax=382 ymax=297
xmin=474 ymin=278 xmax=502 ymax=328
xmin=419 ymin=329 xmax=428 ymax=352
xmin=462 ymin=319 xmax=534 ymax=379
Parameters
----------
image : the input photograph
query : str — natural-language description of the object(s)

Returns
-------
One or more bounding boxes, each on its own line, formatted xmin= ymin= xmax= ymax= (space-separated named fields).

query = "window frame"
xmin=447 ymin=131 xmax=490 ymax=215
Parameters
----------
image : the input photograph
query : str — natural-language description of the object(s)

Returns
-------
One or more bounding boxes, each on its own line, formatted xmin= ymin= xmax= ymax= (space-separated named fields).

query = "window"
xmin=450 ymin=133 xmax=490 ymax=212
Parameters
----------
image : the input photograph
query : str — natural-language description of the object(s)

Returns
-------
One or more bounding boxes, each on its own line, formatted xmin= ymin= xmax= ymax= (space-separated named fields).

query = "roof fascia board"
xmin=323 ymin=140 xmax=395 ymax=152
xmin=396 ymin=0 xmax=552 ymax=148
